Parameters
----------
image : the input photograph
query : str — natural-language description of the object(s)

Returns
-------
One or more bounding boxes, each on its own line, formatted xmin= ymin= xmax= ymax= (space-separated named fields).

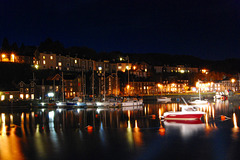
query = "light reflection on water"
xmin=0 ymin=100 xmax=239 ymax=160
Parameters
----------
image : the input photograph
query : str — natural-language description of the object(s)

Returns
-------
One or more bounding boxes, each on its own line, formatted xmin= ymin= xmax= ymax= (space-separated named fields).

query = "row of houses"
xmin=0 ymin=77 xmax=239 ymax=102
xmin=1 ymin=51 xmax=239 ymax=102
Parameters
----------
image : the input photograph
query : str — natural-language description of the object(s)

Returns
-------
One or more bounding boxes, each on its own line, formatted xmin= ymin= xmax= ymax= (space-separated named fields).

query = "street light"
xmin=231 ymin=78 xmax=236 ymax=92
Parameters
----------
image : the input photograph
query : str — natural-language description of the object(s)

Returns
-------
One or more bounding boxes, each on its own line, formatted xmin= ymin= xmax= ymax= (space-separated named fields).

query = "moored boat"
xmin=163 ymin=105 xmax=206 ymax=120
xmin=121 ymin=98 xmax=143 ymax=107
xmin=157 ymin=97 xmax=171 ymax=102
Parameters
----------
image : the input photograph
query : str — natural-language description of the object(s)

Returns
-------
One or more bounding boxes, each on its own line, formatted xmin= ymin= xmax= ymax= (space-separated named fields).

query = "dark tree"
xmin=1 ymin=37 xmax=11 ymax=52
xmin=11 ymin=42 xmax=19 ymax=52
xmin=39 ymin=38 xmax=64 ymax=54
xmin=66 ymin=46 xmax=96 ymax=59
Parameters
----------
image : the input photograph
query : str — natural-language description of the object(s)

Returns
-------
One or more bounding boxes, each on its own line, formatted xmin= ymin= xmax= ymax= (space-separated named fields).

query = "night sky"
xmin=1 ymin=0 xmax=240 ymax=60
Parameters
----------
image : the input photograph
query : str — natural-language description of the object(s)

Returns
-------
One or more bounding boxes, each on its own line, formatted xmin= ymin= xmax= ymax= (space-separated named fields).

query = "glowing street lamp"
xmin=231 ymin=78 xmax=236 ymax=91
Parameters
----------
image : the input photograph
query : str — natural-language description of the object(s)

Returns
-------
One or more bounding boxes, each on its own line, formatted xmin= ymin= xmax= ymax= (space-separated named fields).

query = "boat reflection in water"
xmin=164 ymin=119 xmax=205 ymax=138
xmin=0 ymin=101 xmax=240 ymax=160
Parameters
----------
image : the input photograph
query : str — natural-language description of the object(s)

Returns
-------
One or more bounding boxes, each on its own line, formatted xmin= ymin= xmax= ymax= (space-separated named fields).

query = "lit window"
xmin=75 ymin=60 xmax=77 ymax=64
xmin=50 ymin=56 xmax=53 ymax=60
xmin=1 ymin=95 xmax=5 ymax=101
xmin=20 ymin=94 xmax=24 ymax=99
xmin=70 ymin=88 xmax=73 ymax=91
xmin=43 ymin=56 xmax=45 ymax=59
xmin=9 ymin=95 xmax=13 ymax=99
xmin=26 ymin=94 xmax=29 ymax=99
xmin=11 ymin=54 xmax=15 ymax=62
xmin=43 ymin=60 xmax=46 ymax=64
xmin=31 ymin=94 xmax=34 ymax=100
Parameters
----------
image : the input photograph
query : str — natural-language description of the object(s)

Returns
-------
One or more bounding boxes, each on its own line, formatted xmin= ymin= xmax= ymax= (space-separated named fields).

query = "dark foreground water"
xmin=0 ymin=100 xmax=240 ymax=160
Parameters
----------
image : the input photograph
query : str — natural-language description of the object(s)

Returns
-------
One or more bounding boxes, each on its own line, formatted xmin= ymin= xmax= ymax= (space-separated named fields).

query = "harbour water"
xmin=0 ymin=100 xmax=240 ymax=160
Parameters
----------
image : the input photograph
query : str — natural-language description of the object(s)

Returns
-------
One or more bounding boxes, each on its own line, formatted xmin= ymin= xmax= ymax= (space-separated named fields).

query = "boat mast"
xmin=127 ymin=56 xmax=130 ymax=97
xmin=116 ymin=64 xmax=118 ymax=97
xmin=198 ymin=79 xmax=201 ymax=100
xmin=92 ymin=66 xmax=94 ymax=100
xmin=62 ymin=72 xmax=64 ymax=102
xmin=104 ymin=62 xmax=106 ymax=101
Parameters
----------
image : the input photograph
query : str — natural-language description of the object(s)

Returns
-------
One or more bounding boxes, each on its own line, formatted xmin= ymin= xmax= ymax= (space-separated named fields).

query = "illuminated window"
xmin=43 ymin=56 xmax=45 ymax=59
xmin=70 ymin=88 xmax=73 ymax=91
xmin=43 ymin=60 xmax=46 ymax=64
xmin=50 ymin=56 xmax=53 ymax=60
xmin=26 ymin=94 xmax=29 ymax=99
xmin=9 ymin=95 xmax=13 ymax=99
xmin=1 ymin=54 xmax=8 ymax=62
xmin=11 ymin=54 xmax=15 ymax=62
xmin=31 ymin=94 xmax=34 ymax=100
xmin=75 ymin=59 xmax=77 ymax=64
xmin=1 ymin=95 xmax=5 ymax=101
xmin=20 ymin=94 xmax=24 ymax=99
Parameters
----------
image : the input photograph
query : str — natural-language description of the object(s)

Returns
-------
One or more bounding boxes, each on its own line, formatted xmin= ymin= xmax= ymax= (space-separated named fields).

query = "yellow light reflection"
xmin=159 ymin=108 xmax=162 ymax=119
xmin=205 ymin=114 xmax=210 ymax=129
xmin=128 ymin=110 xmax=131 ymax=129
xmin=1 ymin=113 xmax=6 ymax=136
xmin=0 ymin=123 xmax=25 ymax=159
xmin=10 ymin=114 xmax=13 ymax=124
xmin=135 ymin=120 xmax=138 ymax=128
xmin=233 ymin=113 xmax=238 ymax=128
xmin=21 ymin=113 xmax=24 ymax=123
xmin=133 ymin=120 xmax=142 ymax=146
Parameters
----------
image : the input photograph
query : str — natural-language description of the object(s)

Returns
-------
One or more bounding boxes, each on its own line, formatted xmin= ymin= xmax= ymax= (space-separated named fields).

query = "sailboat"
xmin=189 ymin=80 xmax=208 ymax=105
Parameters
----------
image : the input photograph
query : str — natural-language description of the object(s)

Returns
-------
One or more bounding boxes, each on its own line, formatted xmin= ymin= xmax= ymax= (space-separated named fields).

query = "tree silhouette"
xmin=1 ymin=37 xmax=11 ymax=52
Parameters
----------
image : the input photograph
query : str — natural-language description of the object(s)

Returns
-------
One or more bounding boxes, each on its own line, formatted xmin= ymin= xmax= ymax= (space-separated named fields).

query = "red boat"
xmin=164 ymin=119 xmax=203 ymax=124
xmin=163 ymin=105 xmax=206 ymax=120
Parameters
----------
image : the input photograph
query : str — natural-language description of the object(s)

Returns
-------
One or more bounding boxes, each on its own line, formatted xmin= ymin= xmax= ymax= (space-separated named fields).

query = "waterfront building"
xmin=33 ymin=52 xmax=95 ymax=72
xmin=0 ymin=52 xmax=32 ymax=64
xmin=0 ymin=90 xmax=19 ymax=101
xmin=19 ymin=81 xmax=39 ymax=100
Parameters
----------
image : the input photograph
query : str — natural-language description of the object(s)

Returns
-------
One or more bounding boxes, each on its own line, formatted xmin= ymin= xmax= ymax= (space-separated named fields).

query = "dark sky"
xmin=0 ymin=0 xmax=240 ymax=60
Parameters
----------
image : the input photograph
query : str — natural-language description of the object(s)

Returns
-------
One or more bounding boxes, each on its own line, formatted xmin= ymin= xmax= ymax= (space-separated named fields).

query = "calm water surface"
xmin=0 ymin=100 xmax=240 ymax=160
